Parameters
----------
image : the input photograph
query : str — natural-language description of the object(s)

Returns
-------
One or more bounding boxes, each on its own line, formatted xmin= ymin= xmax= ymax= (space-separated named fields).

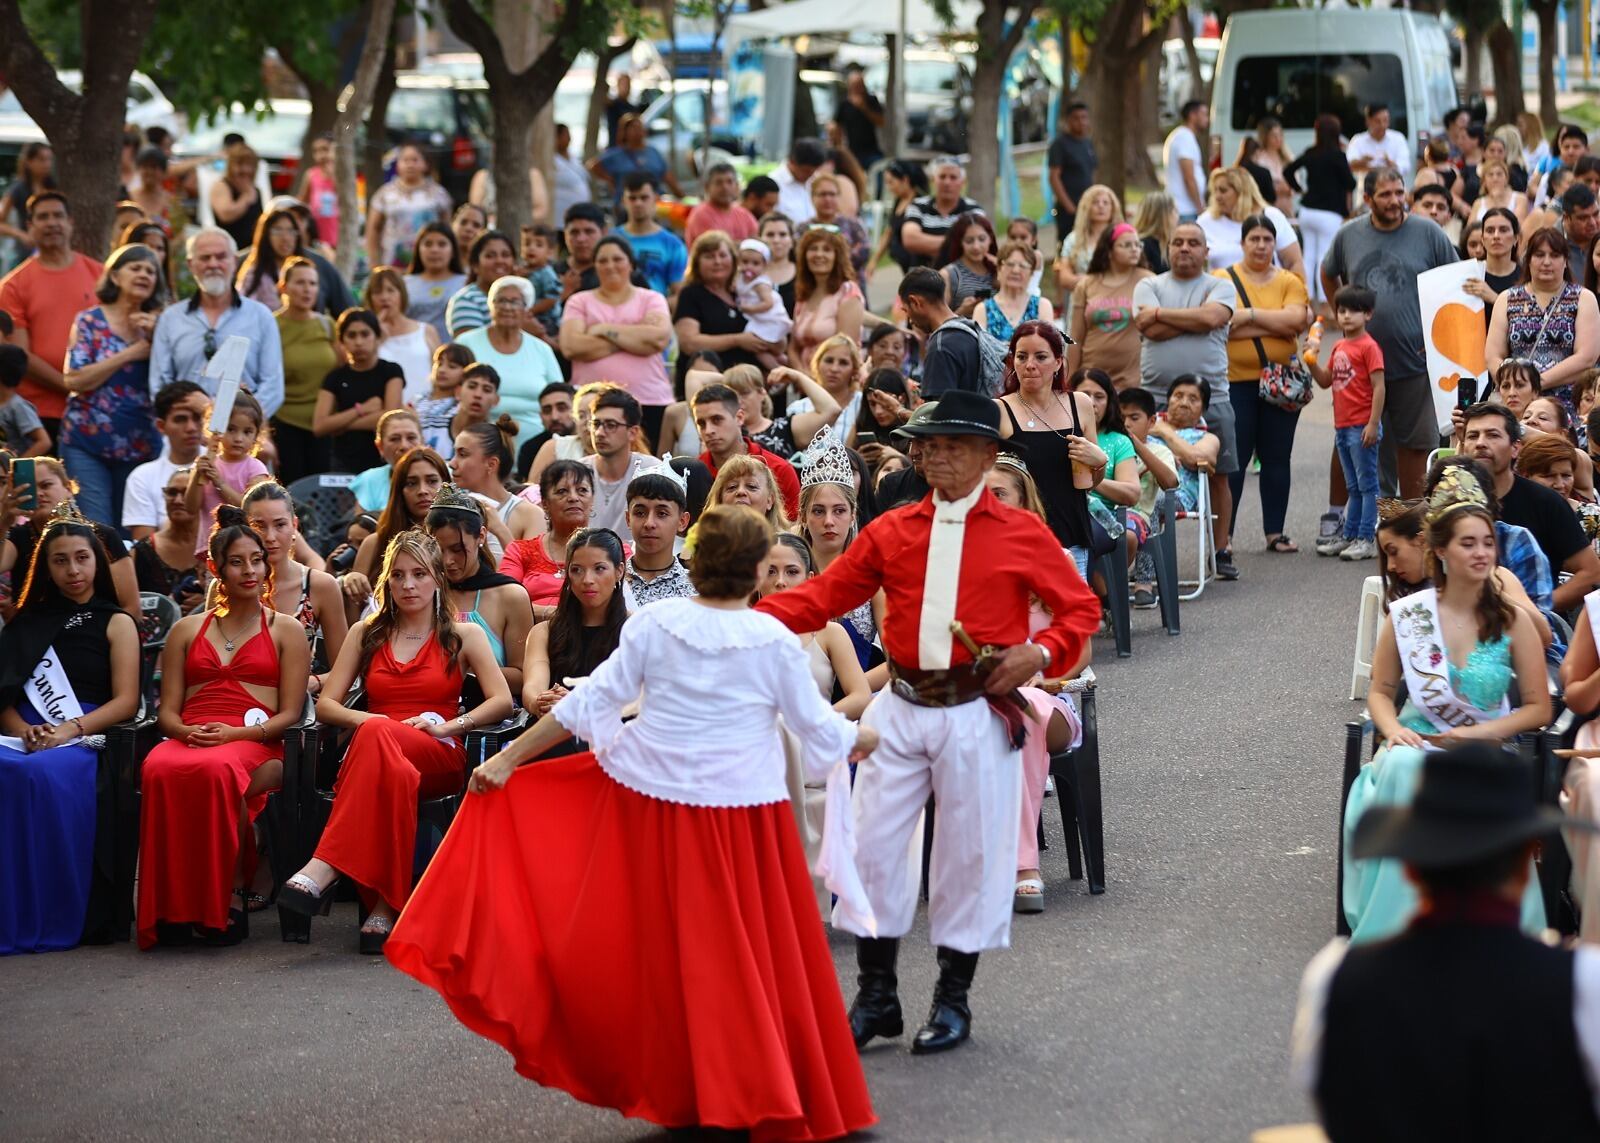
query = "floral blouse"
xmin=1506 ymin=282 xmax=1582 ymax=412
xmin=62 ymin=307 xmax=160 ymax=463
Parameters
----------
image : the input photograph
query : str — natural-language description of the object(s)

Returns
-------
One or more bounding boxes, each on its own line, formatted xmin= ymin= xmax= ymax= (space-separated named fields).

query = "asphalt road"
xmin=0 ymin=398 xmax=1368 ymax=1143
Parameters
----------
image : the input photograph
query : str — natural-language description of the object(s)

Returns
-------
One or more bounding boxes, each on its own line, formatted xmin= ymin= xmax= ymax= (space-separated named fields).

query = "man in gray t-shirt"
xmin=1132 ymin=222 xmax=1241 ymax=576
xmin=1322 ymin=167 xmax=1458 ymax=497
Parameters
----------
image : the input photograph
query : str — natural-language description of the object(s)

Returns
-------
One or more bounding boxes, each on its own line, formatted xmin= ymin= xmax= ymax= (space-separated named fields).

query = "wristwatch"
xmin=1037 ymin=644 xmax=1052 ymax=673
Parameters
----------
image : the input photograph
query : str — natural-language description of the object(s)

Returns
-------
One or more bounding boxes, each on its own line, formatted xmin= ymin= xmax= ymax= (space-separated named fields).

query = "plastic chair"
xmin=1152 ymin=489 xmax=1182 ymax=636
xmin=1049 ymin=675 xmax=1105 ymax=894
xmin=1094 ymin=506 xmax=1132 ymax=658
xmin=1349 ymin=576 xmax=1385 ymax=701
xmin=285 ymin=474 xmax=359 ymax=558
xmin=138 ymin=592 xmax=182 ymax=705
xmin=1173 ymin=464 xmax=1216 ymax=601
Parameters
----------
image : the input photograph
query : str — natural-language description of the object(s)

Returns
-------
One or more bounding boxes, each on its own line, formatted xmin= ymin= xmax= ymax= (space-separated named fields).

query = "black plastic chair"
xmin=285 ymin=474 xmax=359 ymax=558
xmin=1152 ymin=489 xmax=1182 ymax=636
xmin=1095 ymin=509 xmax=1132 ymax=659
xmin=1049 ymin=681 xmax=1105 ymax=894
xmin=137 ymin=592 xmax=182 ymax=708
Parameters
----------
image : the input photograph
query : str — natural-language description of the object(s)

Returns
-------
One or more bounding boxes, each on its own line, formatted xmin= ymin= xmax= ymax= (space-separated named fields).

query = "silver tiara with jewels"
xmin=795 ymin=425 xmax=854 ymax=490
xmin=658 ymin=455 xmax=690 ymax=494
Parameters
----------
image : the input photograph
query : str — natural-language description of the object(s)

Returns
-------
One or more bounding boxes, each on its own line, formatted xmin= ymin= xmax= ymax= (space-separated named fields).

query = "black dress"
xmin=675 ymin=282 xmax=758 ymax=382
xmin=998 ymin=402 xmax=1093 ymax=552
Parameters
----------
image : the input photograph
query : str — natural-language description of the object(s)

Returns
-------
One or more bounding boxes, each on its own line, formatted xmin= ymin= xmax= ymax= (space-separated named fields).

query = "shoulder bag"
xmin=1227 ymin=266 xmax=1314 ymax=412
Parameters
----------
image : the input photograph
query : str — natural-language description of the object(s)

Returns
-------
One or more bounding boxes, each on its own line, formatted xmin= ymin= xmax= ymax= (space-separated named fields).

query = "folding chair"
xmin=285 ymin=473 xmax=359 ymax=558
xmin=1174 ymin=463 xmax=1216 ymax=601
xmin=1348 ymin=576 xmax=1385 ymax=701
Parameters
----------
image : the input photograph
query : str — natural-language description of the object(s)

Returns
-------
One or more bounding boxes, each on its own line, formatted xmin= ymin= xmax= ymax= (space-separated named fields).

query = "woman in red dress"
xmin=500 ymin=458 xmax=592 ymax=617
xmin=280 ymin=530 xmax=511 ymax=953
xmin=137 ymin=509 xmax=312 ymax=948
xmin=388 ymin=506 xmax=878 ymax=1142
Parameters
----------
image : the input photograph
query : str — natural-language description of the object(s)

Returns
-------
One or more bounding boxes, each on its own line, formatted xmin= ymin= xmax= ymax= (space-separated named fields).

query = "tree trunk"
xmin=0 ymin=0 xmax=161 ymax=256
xmin=1177 ymin=7 xmax=1208 ymax=103
xmin=1488 ymin=18 xmax=1527 ymax=125
xmin=362 ymin=37 xmax=399 ymax=204
xmin=967 ymin=1 xmax=1031 ymax=215
xmin=1464 ymin=25 xmax=1483 ymax=97
xmin=1535 ymin=1 xmax=1558 ymax=127
xmin=1084 ymin=0 xmax=1165 ymax=201
xmin=335 ymin=0 xmax=397 ymax=280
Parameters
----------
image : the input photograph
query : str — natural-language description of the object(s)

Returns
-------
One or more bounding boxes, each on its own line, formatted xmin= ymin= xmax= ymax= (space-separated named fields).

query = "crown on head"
xmin=658 ymin=455 xmax=690 ymax=495
xmin=795 ymin=425 xmax=855 ymax=491
xmin=429 ymin=483 xmax=483 ymax=518
xmin=1425 ymin=466 xmax=1490 ymax=526
xmin=1377 ymin=496 xmax=1422 ymax=523
xmin=46 ymin=498 xmax=90 ymax=527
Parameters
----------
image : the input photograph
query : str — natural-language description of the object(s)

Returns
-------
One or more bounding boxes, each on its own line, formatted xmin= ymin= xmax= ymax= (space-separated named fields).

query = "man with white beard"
xmin=149 ymin=226 xmax=284 ymax=417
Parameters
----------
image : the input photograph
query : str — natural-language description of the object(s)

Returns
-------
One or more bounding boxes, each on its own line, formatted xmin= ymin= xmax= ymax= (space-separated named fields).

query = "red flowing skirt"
xmin=386 ymin=752 xmax=876 ymax=1142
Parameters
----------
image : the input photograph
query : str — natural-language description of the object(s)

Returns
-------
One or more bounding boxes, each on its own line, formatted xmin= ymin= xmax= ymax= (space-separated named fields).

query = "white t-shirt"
xmin=1163 ymin=125 xmax=1205 ymax=216
xmin=584 ymin=452 xmax=663 ymax=540
xmin=1196 ymin=204 xmax=1298 ymax=270
xmin=1346 ymin=130 xmax=1412 ymax=177
xmin=122 ymin=451 xmax=191 ymax=531
xmin=772 ymin=163 xmax=816 ymax=225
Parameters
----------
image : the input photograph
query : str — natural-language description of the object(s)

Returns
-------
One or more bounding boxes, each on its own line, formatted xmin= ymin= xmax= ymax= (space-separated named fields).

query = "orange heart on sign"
xmin=1438 ymin=372 xmax=1461 ymax=392
xmin=1431 ymin=303 xmax=1487 ymax=376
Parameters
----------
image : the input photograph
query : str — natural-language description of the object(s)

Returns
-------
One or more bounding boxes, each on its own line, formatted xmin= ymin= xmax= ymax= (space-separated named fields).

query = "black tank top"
xmin=1000 ymin=401 xmax=1093 ymax=551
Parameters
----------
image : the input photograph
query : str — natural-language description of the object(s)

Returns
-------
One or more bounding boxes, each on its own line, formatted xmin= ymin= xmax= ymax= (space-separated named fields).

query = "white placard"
xmin=1416 ymin=259 xmax=1489 ymax=436
xmin=203 ymin=335 xmax=251 ymax=434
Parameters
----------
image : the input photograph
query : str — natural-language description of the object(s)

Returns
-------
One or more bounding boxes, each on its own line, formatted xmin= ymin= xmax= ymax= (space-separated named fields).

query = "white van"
xmin=1210 ymin=9 xmax=1457 ymax=169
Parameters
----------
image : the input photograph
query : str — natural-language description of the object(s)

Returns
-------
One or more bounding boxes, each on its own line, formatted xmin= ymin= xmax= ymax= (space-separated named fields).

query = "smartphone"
xmin=12 ymin=457 xmax=36 ymax=511
xmin=856 ymin=431 xmax=878 ymax=446
xmin=1457 ymin=375 xmax=1479 ymax=409
xmin=973 ymin=288 xmax=994 ymax=301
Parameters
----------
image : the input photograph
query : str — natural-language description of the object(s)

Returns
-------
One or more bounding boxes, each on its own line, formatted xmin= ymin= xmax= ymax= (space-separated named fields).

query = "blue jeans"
xmin=1334 ymin=425 xmax=1380 ymax=541
xmin=60 ymin=444 xmax=143 ymax=534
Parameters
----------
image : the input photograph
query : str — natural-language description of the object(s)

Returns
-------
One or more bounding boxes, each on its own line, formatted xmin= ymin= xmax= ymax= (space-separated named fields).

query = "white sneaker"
xmin=1340 ymin=539 xmax=1377 ymax=561
xmin=1317 ymin=537 xmax=1354 ymax=557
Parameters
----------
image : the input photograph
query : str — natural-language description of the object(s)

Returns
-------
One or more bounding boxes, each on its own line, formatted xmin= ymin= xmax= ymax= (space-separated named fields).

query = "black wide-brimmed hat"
xmin=1352 ymin=743 xmax=1598 ymax=868
xmin=897 ymin=390 xmax=1001 ymax=441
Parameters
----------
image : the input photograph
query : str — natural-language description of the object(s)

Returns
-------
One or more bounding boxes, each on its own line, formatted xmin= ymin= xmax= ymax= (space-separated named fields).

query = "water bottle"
xmin=1303 ymin=318 xmax=1324 ymax=364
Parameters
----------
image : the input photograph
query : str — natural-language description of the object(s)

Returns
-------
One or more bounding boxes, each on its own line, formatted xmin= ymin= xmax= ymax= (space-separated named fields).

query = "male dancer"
xmin=758 ymin=390 xmax=1099 ymax=1053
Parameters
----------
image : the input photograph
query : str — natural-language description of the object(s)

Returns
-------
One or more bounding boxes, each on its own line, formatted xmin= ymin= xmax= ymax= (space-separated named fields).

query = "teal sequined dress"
xmin=1342 ymin=633 xmax=1547 ymax=943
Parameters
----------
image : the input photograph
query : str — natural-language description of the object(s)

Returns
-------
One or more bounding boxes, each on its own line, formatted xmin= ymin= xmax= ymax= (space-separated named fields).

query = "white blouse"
xmin=553 ymin=597 xmax=874 ymax=930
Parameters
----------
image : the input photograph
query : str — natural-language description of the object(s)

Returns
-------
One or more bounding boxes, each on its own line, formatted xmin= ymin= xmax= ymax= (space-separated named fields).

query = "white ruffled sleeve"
xmin=551 ymin=616 xmax=650 ymax=751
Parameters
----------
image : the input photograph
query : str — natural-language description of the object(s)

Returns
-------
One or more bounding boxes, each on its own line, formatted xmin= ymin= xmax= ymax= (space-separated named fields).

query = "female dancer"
xmin=240 ymin=482 xmax=349 ymax=689
xmin=137 ymin=510 xmax=312 ymax=948
xmin=708 ymin=452 xmax=793 ymax=534
xmin=502 ymin=459 xmax=592 ymax=617
xmin=523 ymin=528 xmax=628 ymax=722
xmin=1346 ymin=467 xmax=1550 ymax=943
xmin=281 ymin=531 xmax=511 ymax=952
xmin=387 ymin=505 xmax=877 ymax=1141
xmin=426 ymin=484 xmax=533 ymax=697
xmin=0 ymin=509 xmax=140 ymax=954
xmin=342 ymin=447 xmax=450 ymax=613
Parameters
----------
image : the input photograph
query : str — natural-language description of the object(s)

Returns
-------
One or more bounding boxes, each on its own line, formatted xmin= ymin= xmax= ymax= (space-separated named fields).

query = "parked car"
xmin=1159 ymin=37 xmax=1220 ymax=125
xmin=173 ymin=99 xmax=317 ymax=196
xmin=382 ymin=72 xmax=492 ymax=202
xmin=861 ymin=47 xmax=1050 ymax=155
xmin=0 ymin=70 xmax=182 ymax=179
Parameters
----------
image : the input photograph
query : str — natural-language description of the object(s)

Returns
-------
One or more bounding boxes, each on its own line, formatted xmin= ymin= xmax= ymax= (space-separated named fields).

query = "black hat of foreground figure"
xmin=1353 ymin=743 xmax=1598 ymax=867
xmin=896 ymin=390 xmax=1001 ymax=441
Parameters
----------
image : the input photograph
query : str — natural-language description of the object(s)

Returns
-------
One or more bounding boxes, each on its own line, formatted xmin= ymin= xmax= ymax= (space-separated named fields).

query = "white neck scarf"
xmin=916 ymin=482 xmax=984 ymax=670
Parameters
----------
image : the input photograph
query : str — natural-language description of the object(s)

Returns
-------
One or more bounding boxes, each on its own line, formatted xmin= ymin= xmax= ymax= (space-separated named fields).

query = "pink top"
xmin=563 ymin=287 xmax=674 ymax=407
xmin=305 ymin=168 xmax=340 ymax=248
xmin=684 ymin=202 xmax=759 ymax=245
xmin=792 ymin=280 xmax=861 ymax=369
xmin=195 ymin=454 xmax=271 ymax=556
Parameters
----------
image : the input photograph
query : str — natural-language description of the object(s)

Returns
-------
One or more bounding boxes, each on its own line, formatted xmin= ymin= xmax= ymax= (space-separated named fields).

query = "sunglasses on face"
xmin=203 ymin=328 xmax=217 ymax=359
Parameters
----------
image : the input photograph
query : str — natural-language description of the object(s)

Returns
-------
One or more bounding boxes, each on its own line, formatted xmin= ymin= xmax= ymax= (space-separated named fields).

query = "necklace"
xmin=1017 ymin=391 xmax=1070 ymax=433
xmin=217 ymin=609 xmax=256 ymax=653
xmin=631 ymin=555 xmax=677 ymax=578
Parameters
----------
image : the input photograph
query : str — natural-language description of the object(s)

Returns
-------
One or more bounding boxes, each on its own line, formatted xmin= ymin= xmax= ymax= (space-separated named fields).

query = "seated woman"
xmin=0 ymin=458 xmax=141 ymax=617
xmin=1345 ymin=467 xmax=1551 ymax=945
xmin=386 ymin=506 xmax=876 ymax=1141
xmin=1520 ymin=394 xmax=1598 ymax=498
xmin=522 ymin=529 xmax=628 ymax=741
xmin=721 ymin=362 xmax=840 ymax=460
xmin=0 ymin=509 xmax=140 ymax=954
xmin=130 ymin=466 xmax=202 ymax=613
xmin=502 ymin=460 xmax=593 ymax=619
xmin=984 ymin=455 xmax=1092 ymax=915
xmin=449 ymin=416 xmax=544 ymax=563
xmin=341 ymin=447 xmax=450 ymax=618
xmin=234 ymin=482 xmax=349 ymax=692
xmin=426 ymin=484 xmax=534 ymax=697
xmin=1517 ymin=434 xmax=1600 ymax=558
xmin=707 ymin=452 xmax=793 ymax=534
xmin=137 ymin=510 xmax=312 ymax=948
xmin=280 ymin=531 xmax=512 ymax=952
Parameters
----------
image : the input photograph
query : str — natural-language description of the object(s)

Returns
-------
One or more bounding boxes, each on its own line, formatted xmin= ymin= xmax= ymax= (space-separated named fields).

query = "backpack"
xmin=928 ymin=316 xmax=1009 ymax=396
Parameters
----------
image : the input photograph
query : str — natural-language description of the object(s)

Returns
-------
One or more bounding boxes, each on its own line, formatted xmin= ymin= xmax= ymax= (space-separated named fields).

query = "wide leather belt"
xmin=887 ymin=658 xmax=990 ymax=708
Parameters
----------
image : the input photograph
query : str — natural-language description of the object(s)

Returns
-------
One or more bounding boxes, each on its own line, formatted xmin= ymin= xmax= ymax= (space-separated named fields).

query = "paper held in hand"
xmin=203 ymin=335 xmax=252 ymax=434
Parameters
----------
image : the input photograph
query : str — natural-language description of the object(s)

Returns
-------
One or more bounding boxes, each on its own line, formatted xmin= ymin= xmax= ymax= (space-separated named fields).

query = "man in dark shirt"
xmin=875 ymin=404 xmax=936 ymax=509
xmin=605 ymin=74 xmax=642 ymax=147
xmin=898 ymin=268 xmax=981 ymax=399
xmin=1463 ymin=403 xmax=1600 ymax=611
xmin=832 ymin=68 xmax=885 ymax=169
xmin=517 ymin=380 xmax=578 ymax=480
xmin=1046 ymin=102 xmax=1096 ymax=240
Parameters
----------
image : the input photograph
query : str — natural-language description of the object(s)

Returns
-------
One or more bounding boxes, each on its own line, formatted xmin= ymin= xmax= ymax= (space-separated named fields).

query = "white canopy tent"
xmin=722 ymin=0 xmax=980 ymax=46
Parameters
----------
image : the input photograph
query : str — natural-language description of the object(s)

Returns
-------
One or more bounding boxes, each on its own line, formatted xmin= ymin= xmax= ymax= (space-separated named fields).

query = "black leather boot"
xmin=848 ymin=937 xmax=903 ymax=1048
xmin=911 ymin=946 xmax=979 ymax=1055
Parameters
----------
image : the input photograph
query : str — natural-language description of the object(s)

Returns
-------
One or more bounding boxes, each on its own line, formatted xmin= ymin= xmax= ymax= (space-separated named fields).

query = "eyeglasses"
xmin=590 ymin=418 xmax=630 ymax=433
xmin=808 ymin=223 xmax=842 ymax=235
xmin=203 ymin=328 xmax=217 ymax=360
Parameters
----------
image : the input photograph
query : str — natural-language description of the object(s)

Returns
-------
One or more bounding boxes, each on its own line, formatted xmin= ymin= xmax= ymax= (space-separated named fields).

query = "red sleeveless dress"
xmin=313 ymin=634 xmax=466 ymax=913
xmin=137 ymin=611 xmax=281 ymax=949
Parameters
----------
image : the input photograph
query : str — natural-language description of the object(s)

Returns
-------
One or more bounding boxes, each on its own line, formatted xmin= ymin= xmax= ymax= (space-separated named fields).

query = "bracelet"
xmin=457 ymin=713 xmax=476 ymax=731
xmin=70 ymin=716 xmax=85 ymax=737
xmin=258 ymin=724 xmax=268 ymax=742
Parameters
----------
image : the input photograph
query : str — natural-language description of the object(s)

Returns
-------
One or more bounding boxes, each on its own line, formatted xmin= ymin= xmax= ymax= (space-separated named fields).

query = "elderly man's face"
xmin=189 ymin=233 xmax=236 ymax=294
xmin=919 ymin=434 xmax=995 ymax=498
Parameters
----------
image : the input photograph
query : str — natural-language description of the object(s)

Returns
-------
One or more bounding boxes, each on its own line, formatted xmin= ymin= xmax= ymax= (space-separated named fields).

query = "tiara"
xmin=429 ymin=483 xmax=483 ymax=518
xmin=994 ymin=453 xmax=1031 ymax=477
xmin=794 ymin=425 xmax=854 ymax=490
xmin=1425 ymin=467 xmax=1490 ymax=526
xmin=1376 ymin=497 xmax=1422 ymax=523
xmin=658 ymin=455 xmax=689 ymax=494
xmin=46 ymin=498 xmax=90 ymax=527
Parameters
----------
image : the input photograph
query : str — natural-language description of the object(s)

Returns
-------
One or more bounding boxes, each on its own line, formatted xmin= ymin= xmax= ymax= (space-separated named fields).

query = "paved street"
xmin=0 ymin=398 xmax=1370 ymax=1143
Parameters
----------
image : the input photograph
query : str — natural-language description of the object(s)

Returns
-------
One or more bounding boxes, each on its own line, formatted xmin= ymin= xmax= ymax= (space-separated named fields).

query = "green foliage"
xmin=15 ymin=0 xmax=80 ymax=68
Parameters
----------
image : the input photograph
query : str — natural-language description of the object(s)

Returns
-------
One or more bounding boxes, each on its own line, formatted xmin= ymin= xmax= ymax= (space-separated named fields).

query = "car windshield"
xmin=388 ymin=88 xmax=456 ymax=133
xmin=180 ymin=108 xmax=311 ymax=156
xmin=1229 ymin=52 xmax=1407 ymax=138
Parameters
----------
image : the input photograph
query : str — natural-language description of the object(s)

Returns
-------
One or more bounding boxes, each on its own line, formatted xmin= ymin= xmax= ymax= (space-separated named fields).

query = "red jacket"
xmin=702 ymin=437 xmax=802 ymax=520
xmin=756 ymin=486 xmax=1098 ymax=672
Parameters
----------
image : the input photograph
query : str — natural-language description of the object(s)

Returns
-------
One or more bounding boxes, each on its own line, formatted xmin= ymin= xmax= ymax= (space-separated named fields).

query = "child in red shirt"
xmin=1306 ymin=284 xmax=1386 ymax=560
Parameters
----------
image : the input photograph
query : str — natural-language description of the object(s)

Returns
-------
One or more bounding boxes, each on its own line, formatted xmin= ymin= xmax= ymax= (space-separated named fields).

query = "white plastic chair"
xmin=1349 ymin=575 xmax=1385 ymax=700
xmin=1174 ymin=465 xmax=1216 ymax=601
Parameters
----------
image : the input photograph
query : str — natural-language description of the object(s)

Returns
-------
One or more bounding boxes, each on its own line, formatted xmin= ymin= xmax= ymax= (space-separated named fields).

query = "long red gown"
xmin=137 ymin=611 xmax=281 ymax=949
xmin=313 ymin=635 xmax=466 ymax=912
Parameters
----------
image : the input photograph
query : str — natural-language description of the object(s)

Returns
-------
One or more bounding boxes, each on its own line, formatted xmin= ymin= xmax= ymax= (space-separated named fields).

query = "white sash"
xmin=1585 ymin=590 xmax=1600 ymax=653
xmin=0 ymin=645 xmax=86 ymax=752
xmin=1389 ymin=588 xmax=1510 ymax=735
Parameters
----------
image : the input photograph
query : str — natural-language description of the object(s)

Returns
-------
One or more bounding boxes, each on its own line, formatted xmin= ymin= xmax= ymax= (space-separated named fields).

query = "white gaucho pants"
xmin=831 ymin=689 xmax=1023 ymax=953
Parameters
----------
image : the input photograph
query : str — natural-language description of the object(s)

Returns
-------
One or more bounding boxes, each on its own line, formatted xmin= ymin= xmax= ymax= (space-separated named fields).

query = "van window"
xmin=1230 ymin=53 xmax=1407 ymax=138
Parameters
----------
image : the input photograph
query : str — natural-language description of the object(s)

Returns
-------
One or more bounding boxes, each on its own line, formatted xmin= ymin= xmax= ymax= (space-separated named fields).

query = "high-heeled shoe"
xmin=199 ymin=892 xmax=249 ymax=947
xmin=358 ymin=914 xmax=393 ymax=956
xmin=278 ymin=873 xmax=335 ymax=944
